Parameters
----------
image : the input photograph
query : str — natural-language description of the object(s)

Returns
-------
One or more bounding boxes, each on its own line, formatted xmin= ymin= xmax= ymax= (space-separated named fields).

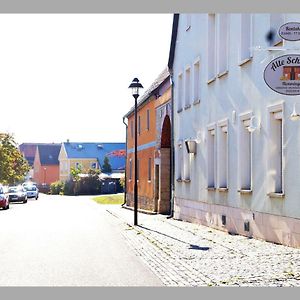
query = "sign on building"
xmin=264 ymin=54 xmax=300 ymax=96
xmin=279 ymin=22 xmax=300 ymax=41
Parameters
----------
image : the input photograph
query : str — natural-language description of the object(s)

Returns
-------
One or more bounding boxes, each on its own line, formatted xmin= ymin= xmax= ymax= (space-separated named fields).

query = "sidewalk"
xmin=106 ymin=205 xmax=300 ymax=287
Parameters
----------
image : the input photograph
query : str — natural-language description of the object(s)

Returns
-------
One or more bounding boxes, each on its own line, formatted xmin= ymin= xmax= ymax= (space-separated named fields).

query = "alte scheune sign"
xmin=264 ymin=54 xmax=300 ymax=96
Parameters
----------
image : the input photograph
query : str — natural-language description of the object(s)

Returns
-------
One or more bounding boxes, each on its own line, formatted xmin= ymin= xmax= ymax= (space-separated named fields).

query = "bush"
xmin=50 ymin=181 xmax=65 ymax=195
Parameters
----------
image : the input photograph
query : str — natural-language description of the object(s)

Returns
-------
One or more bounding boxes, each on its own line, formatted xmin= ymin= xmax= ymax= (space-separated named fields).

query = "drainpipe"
xmin=122 ymin=116 xmax=128 ymax=206
xmin=168 ymin=69 xmax=175 ymax=218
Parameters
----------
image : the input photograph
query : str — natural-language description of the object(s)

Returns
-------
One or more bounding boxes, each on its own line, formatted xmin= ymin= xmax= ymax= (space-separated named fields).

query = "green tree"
xmin=0 ymin=133 xmax=30 ymax=185
xmin=70 ymin=164 xmax=82 ymax=195
xmin=101 ymin=156 xmax=112 ymax=173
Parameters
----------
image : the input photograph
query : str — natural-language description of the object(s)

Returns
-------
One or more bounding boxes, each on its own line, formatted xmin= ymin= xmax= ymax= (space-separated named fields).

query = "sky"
xmin=0 ymin=14 xmax=173 ymax=145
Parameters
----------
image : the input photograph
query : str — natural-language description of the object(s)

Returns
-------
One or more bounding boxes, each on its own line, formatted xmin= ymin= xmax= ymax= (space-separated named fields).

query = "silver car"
xmin=24 ymin=185 xmax=39 ymax=200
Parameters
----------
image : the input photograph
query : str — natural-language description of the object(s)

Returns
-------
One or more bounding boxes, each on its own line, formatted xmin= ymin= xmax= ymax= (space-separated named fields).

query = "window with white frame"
xmin=183 ymin=140 xmax=191 ymax=181
xmin=177 ymin=142 xmax=183 ymax=180
xmin=207 ymin=127 xmax=216 ymax=188
xmin=147 ymin=109 xmax=150 ymax=131
xmin=217 ymin=121 xmax=228 ymax=189
xmin=148 ymin=158 xmax=151 ymax=181
xmin=129 ymin=159 xmax=132 ymax=180
xmin=208 ymin=14 xmax=216 ymax=81
xmin=185 ymin=67 xmax=191 ymax=108
xmin=239 ymin=115 xmax=252 ymax=190
xmin=240 ymin=14 xmax=252 ymax=63
xmin=193 ymin=60 xmax=200 ymax=103
xmin=217 ymin=13 xmax=229 ymax=75
xmin=269 ymin=109 xmax=283 ymax=194
xmin=177 ymin=73 xmax=183 ymax=111
xmin=270 ymin=14 xmax=284 ymax=46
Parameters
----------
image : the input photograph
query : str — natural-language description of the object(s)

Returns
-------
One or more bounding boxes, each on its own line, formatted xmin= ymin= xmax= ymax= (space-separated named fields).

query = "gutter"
xmin=122 ymin=116 xmax=128 ymax=206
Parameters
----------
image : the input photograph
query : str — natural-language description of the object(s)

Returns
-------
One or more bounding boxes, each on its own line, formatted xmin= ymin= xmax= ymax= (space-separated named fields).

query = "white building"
xmin=169 ymin=14 xmax=300 ymax=247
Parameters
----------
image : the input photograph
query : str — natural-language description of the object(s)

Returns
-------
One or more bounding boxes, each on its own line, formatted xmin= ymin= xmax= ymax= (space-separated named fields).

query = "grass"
xmin=92 ymin=193 xmax=124 ymax=205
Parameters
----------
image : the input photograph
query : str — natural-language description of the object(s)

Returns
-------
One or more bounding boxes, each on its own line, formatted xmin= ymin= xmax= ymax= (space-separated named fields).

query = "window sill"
xmin=238 ymin=189 xmax=252 ymax=194
xmin=148 ymin=180 xmax=151 ymax=183
xmin=238 ymin=57 xmax=252 ymax=67
xmin=183 ymin=179 xmax=191 ymax=183
xmin=217 ymin=70 xmax=228 ymax=79
xmin=268 ymin=192 xmax=285 ymax=199
xmin=218 ymin=188 xmax=228 ymax=192
xmin=193 ymin=99 xmax=201 ymax=106
xmin=177 ymin=108 xmax=183 ymax=113
xmin=207 ymin=77 xmax=216 ymax=85
xmin=207 ymin=187 xmax=216 ymax=191
xmin=184 ymin=104 xmax=191 ymax=110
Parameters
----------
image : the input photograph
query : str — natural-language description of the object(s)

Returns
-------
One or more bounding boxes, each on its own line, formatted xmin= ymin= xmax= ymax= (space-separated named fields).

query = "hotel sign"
xmin=264 ymin=55 xmax=300 ymax=96
xmin=279 ymin=22 xmax=300 ymax=41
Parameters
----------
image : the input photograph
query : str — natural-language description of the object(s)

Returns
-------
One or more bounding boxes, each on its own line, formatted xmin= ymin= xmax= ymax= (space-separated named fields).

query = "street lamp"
xmin=128 ymin=77 xmax=143 ymax=225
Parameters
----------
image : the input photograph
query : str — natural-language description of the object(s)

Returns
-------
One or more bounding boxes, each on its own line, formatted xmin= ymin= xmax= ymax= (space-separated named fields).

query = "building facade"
xmin=125 ymin=68 xmax=172 ymax=214
xmin=33 ymin=144 xmax=61 ymax=186
xmin=169 ymin=14 xmax=300 ymax=247
xmin=58 ymin=142 xmax=125 ymax=182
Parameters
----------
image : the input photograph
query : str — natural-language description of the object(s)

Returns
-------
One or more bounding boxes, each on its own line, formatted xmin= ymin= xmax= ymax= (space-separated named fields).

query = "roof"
xmin=63 ymin=142 xmax=126 ymax=171
xmin=37 ymin=144 xmax=61 ymax=166
xmin=168 ymin=14 xmax=179 ymax=70
xmin=124 ymin=67 xmax=170 ymax=118
xmin=19 ymin=143 xmax=56 ymax=166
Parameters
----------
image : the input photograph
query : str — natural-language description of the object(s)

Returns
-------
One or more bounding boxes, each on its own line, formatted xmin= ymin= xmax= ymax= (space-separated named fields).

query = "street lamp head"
xmin=129 ymin=77 xmax=143 ymax=98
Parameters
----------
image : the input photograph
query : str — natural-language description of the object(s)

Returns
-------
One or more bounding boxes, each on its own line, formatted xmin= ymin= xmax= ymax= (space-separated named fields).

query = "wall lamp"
xmin=290 ymin=103 xmax=300 ymax=121
xmin=185 ymin=139 xmax=197 ymax=154
xmin=248 ymin=116 xmax=261 ymax=133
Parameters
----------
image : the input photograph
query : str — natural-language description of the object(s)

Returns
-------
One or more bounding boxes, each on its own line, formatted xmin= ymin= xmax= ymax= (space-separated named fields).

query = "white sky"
xmin=0 ymin=14 xmax=173 ymax=145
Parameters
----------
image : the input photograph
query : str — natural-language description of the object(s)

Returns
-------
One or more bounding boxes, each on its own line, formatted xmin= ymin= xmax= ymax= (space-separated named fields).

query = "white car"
xmin=24 ymin=185 xmax=39 ymax=200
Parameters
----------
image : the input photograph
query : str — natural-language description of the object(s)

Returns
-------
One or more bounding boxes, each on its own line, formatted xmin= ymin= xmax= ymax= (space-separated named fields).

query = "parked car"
xmin=24 ymin=185 xmax=39 ymax=200
xmin=0 ymin=185 xmax=9 ymax=210
xmin=7 ymin=186 xmax=27 ymax=203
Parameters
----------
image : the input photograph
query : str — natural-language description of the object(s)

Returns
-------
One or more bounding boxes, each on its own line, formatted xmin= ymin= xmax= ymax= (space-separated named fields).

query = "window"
xmin=193 ymin=60 xmax=200 ymax=103
xmin=270 ymin=14 xmax=284 ymax=46
xmin=130 ymin=121 xmax=133 ymax=138
xmin=147 ymin=109 xmax=150 ymax=131
xmin=177 ymin=142 xmax=183 ymax=180
xmin=129 ymin=159 xmax=132 ymax=180
xmin=138 ymin=115 xmax=141 ymax=135
xmin=183 ymin=140 xmax=191 ymax=181
xmin=148 ymin=158 xmax=152 ymax=181
xmin=75 ymin=162 xmax=81 ymax=170
xmin=217 ymin=14 xmax=229 ymax=75
xmin=208 ymin=14 xmax=216 ymax=81
xmin=269 ymin=107 xmax=283 ymax=194
xmin=239 ymin=114 xmax=252 ymax=190
xmin=185 ymin=67 xmax=191 ymax=108
xmin=217 ymin=121 xmax=228 ymax=189
xmin=207 ymin=127 xmax=216 ymax=188
xmin=240 ymin=14 xmax=252 ymax=63
xmin=177 ymin=73 xmax=183 ymax=111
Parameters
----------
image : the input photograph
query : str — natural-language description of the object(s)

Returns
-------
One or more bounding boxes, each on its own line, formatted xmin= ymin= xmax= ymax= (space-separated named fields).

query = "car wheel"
xmin=6 ymin=204 xmax=9 ymax=210
xmin=23 ymin=199 xmax=27 ymax=203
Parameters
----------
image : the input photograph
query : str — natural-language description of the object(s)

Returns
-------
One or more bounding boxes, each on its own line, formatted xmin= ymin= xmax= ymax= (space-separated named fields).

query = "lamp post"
xmin=128 ymin=77 xmax=143 ymax=225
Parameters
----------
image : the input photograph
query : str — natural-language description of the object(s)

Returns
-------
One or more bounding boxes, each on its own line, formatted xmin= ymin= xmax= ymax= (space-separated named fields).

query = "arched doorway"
xmin=158 ymin=115 xmax=171 ymax=214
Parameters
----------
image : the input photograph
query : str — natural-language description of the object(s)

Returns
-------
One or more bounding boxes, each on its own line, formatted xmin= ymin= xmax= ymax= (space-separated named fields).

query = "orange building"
xmin=124 ymin=68 xmax=172 ymax=214
xmin=33 ymin=144 xmax=61 ymax=186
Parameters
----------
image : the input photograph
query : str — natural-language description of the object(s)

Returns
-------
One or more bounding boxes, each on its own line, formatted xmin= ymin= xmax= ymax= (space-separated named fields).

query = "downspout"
xmin=169 ymin=70 xmax=175 ymax=218
xmin=122 ymin=116 xmax=128 ymax=206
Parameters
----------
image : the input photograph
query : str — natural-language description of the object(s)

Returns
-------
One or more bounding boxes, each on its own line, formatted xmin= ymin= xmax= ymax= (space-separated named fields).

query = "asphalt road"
xmin=0 ymin=194 xmax=162 ymax=286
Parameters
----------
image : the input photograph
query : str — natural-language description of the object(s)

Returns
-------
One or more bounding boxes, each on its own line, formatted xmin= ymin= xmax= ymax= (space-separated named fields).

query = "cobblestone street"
xmin=107 ymin=205 xmax=300 ymax=287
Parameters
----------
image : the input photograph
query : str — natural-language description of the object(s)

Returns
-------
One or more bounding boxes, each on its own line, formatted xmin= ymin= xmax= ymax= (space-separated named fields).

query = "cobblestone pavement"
xmin=105 ymin=205 xmax=300 ymax=287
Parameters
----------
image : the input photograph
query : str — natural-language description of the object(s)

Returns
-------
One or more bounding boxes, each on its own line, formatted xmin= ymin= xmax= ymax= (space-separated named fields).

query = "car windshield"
xmin=25 ymin=186 xmax=36 ymax=191
xmin=9 ymin=187 xmax=24 ymax=193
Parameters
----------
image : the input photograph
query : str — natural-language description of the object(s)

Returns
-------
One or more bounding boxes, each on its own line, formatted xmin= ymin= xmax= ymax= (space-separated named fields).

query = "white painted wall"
xmin=173 ymin=14 xmax=300 ymax=219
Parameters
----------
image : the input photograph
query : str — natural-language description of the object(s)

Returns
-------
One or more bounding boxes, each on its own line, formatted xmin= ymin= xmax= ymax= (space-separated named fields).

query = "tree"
xmin=0 ymin=133 xmax=30 ymax=185
xmin=101 ymin=156 xmax=112 ymax=173
xmin=70 ymin=164 xmax=82 ymax=195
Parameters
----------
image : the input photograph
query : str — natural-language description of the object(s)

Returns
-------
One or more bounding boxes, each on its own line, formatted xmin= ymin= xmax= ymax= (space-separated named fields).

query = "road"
xmin=0 ymin=194 xmax=162 ymax=286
